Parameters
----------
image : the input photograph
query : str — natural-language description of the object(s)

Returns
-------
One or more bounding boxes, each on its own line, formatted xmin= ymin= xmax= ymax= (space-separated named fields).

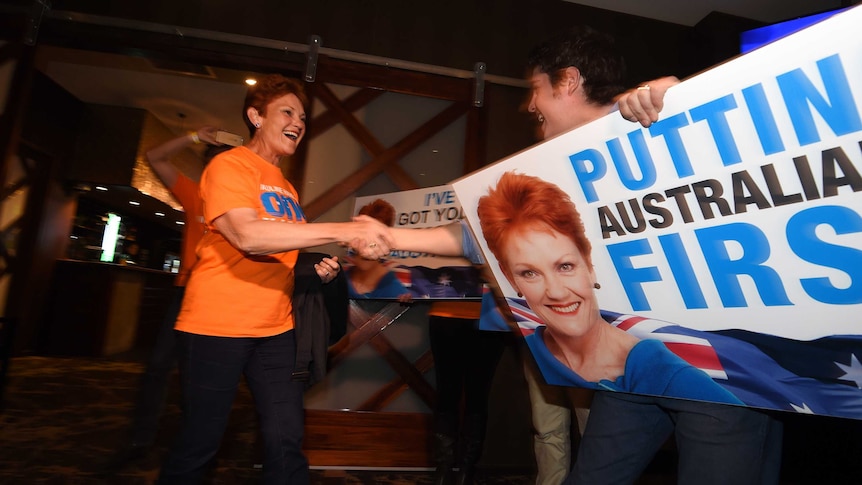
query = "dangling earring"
xmin=594 ymin=282 xmax=601 ymax=289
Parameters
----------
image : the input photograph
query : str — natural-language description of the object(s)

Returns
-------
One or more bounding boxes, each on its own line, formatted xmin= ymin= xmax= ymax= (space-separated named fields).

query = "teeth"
xmin=550 ymin=302 xmax=579 ymax=313
xmin=284 ymin=131 xmax=299 ymax=140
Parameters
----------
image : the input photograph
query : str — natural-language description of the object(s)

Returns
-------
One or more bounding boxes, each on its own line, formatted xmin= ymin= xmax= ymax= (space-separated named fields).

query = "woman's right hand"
xmin=346 ymin=215 xmax=393 ymax=260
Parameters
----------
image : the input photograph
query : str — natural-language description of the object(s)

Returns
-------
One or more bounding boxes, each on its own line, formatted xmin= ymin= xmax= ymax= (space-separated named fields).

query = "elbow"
xmin=214 ymin=213 xmax=277 ymax=256
xmin=233 ymin=237 xmax=268 ymax=256
xmin=243 ymin=246 xmax=270 ymax=256
xmin=223 ymin=230 xmax=266 ymax=255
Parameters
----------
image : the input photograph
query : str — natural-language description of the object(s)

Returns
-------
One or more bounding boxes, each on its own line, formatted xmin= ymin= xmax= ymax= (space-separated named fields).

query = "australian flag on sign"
xmin=501 ymin=297 xmax=862 ymax=420
xmin=602 ymin=310 xmax=862 ymax=419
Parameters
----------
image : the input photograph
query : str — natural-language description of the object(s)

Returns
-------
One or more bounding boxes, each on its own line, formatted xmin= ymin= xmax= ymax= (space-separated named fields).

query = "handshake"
xmin=342 ymin=215 xmax=395 ymax=260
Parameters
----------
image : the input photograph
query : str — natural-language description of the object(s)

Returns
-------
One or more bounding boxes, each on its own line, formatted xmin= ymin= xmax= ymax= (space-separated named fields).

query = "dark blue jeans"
xmin=428 ymin=316 xmax=505 ymax=419
xmin=158 ymin=329 xmax=308 ymax=485
xmin=428 ymin=316 xmax=506 ymax=465
xmin=568 ymin=391 xmax=783 ymax=485
xmin=131 ymin=286 xmax=184 ymax=447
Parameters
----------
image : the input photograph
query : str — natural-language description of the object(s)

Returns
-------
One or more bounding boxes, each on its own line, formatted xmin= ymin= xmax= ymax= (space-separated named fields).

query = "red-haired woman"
xmin=476 ymin=171 xmax=743 ymax=401
xmin=158 ymin=74 xmax=392 ymax=484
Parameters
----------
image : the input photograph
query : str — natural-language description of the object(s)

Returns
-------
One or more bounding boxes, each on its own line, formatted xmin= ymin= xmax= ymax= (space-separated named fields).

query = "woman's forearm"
xmin=389 ymin=222 xmax=463 ymax=257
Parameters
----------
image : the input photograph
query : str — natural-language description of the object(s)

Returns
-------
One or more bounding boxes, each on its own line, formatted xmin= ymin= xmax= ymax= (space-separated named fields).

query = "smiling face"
xmin=527 ymin=69 xmax=567 ymax=140
xmin=529 ymin=67 xmax=593 ymax=140
xmin=526 ymin=67 xmax=614 ymax=140
xmin=248 ymin=93 xmax=306 ymax=158
xmin=502 ymin=224 xmax=599 ymax=339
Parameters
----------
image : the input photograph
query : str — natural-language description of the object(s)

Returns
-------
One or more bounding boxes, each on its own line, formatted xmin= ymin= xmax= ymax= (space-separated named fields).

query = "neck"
xmin=572 ymin=101 xmax=616 ymax=130
xmin=246 ymin=138 xmax=282 ymax=166
xmin=545 ymin=321 xmax=635 ymax=382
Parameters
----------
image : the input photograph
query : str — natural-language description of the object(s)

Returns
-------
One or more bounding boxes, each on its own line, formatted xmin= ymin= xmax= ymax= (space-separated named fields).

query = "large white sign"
xmin=452 ymin=7 xmax=862 ymax=419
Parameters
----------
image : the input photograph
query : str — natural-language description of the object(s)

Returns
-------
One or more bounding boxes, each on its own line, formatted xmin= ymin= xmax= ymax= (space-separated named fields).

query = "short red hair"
xmin=243 ymin=74 xmax=308 ymax=137
xmin=477 ymin=171 xmax=592 ymax=275
xmin=358 ymin=199 xmax=396 ymax=227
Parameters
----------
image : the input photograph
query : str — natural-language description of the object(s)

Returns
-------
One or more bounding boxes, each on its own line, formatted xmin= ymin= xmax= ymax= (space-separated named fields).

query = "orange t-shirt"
xmin=170 ymin=174 xmax=204 ymax=287
xmin=176 ymin=146 xmax=305 ymax=337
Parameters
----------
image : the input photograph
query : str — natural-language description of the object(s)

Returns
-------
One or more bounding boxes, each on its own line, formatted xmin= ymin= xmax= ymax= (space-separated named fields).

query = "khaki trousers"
xmin=523 ymin=357 xmax=593 ymax=485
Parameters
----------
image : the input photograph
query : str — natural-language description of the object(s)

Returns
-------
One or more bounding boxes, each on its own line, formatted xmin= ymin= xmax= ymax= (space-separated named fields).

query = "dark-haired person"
xmin=380 ymin=25 xmax=781 ymax=485
xmin=523 ymin=27 xmax=780 ymax=485
xmin=157 ymin=74 xmax=393 ymax=484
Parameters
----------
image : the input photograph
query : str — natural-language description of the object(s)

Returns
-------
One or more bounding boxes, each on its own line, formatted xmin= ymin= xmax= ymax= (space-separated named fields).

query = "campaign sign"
xmin=349 ymin=187 xmax=483 ymax=300
xmin=451 ymin=6 xmax=862 ymax=419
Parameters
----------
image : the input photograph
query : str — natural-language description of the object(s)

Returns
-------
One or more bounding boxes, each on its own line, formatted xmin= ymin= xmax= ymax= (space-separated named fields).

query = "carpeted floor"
xmin=2 ymin=355 xmax=861 ymax=484
xmin=0 ymin=355 xmax=534 ymax=484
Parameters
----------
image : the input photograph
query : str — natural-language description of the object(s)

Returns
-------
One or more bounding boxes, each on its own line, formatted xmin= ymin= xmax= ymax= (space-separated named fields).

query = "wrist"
xmin=188 ymin=131 xmax=201 ymax=144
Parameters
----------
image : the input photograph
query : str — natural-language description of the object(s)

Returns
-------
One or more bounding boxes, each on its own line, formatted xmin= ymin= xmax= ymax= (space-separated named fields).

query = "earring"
xmin=594 ymin=282 xmax=601 ymax=289
xmin=254 ymin=122 xmax=261 ymax=128
xmin=517 ymin=292 xmax=523 ymax=297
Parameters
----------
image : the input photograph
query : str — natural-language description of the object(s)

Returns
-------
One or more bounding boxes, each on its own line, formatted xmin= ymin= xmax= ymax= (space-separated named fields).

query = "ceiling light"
xmin=95 ymin=186 xmax=108 ymax=191
xmin=175 ymin=221 xmax=185 ymax=225
xmin=129 ymin=200 xmax=141 ymax=206
xmin=155 ymin=212 xmax=165 ymax=217
xmin=245 ymin=78 xmax=257 ymax=86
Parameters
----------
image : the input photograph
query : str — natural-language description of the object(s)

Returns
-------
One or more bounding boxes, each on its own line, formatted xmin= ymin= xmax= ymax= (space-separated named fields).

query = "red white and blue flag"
xmin=486 ymin=297 xmax=862 ymax=418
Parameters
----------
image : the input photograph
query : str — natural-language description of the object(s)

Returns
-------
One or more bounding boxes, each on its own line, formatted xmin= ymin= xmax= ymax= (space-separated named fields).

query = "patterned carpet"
xmin=2 ymin=355 xmax=861 ymax=484
xmin=0 ymin=355 xmax=533 ymax=484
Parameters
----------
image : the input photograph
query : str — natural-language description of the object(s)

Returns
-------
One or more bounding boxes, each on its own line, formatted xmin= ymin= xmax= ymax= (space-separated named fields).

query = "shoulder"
xmin=208 ymin=146 xmax=254 ymax=169
xmin=626 ymin=340 xmax=743 ymax=403
xmin=525 ymin=330 xmax=555 ymax=369
xmin=203 ymin=147 xmax=261 ymax=183
xmin=628 ymin=339 xmax=685 ymax=368
xmin=623 ymin=339 xmax=692 ymax=388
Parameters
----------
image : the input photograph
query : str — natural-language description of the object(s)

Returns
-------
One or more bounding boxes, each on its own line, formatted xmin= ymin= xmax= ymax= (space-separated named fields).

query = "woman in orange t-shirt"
xmin=158 ymin=75 xmax=393 ymax=485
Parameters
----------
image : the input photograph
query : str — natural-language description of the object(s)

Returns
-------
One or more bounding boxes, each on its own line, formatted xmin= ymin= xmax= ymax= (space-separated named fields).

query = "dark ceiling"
xmin=22 ymin=0 xmax=854 ymax=236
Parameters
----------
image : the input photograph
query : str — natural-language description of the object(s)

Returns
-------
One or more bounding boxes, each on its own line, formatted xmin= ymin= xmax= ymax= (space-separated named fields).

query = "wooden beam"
xmin=302 ymin=101 xmax=468 ymax=220
xmin=38 ymin=20 xmax=476 ymax=101
xmin=329 ymin=302 xmax=436 ymax=410
xmin=317 ymin=56 xmax=473 ymax=101
xmin=383 ymin=164 xmax=421 ymax=191
xmin=357 ymin=349 xmax=435 ymax=411
xmin=304 ymin=409 xmax=432 ymax=467
xmin=308 ymin=84 xmax=420 ymax=191
xmin=310 ymin=83 xmax=386 ymax=155
xmin=356 ymin=328 xmax=436 ymax=411
xmin=38 ymin=18 xmax=308 ymax=76
xmin=328 ymin=302 xmax=410 ymax=369
xmin=308 ymin=88 xmax=385 ymax=139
